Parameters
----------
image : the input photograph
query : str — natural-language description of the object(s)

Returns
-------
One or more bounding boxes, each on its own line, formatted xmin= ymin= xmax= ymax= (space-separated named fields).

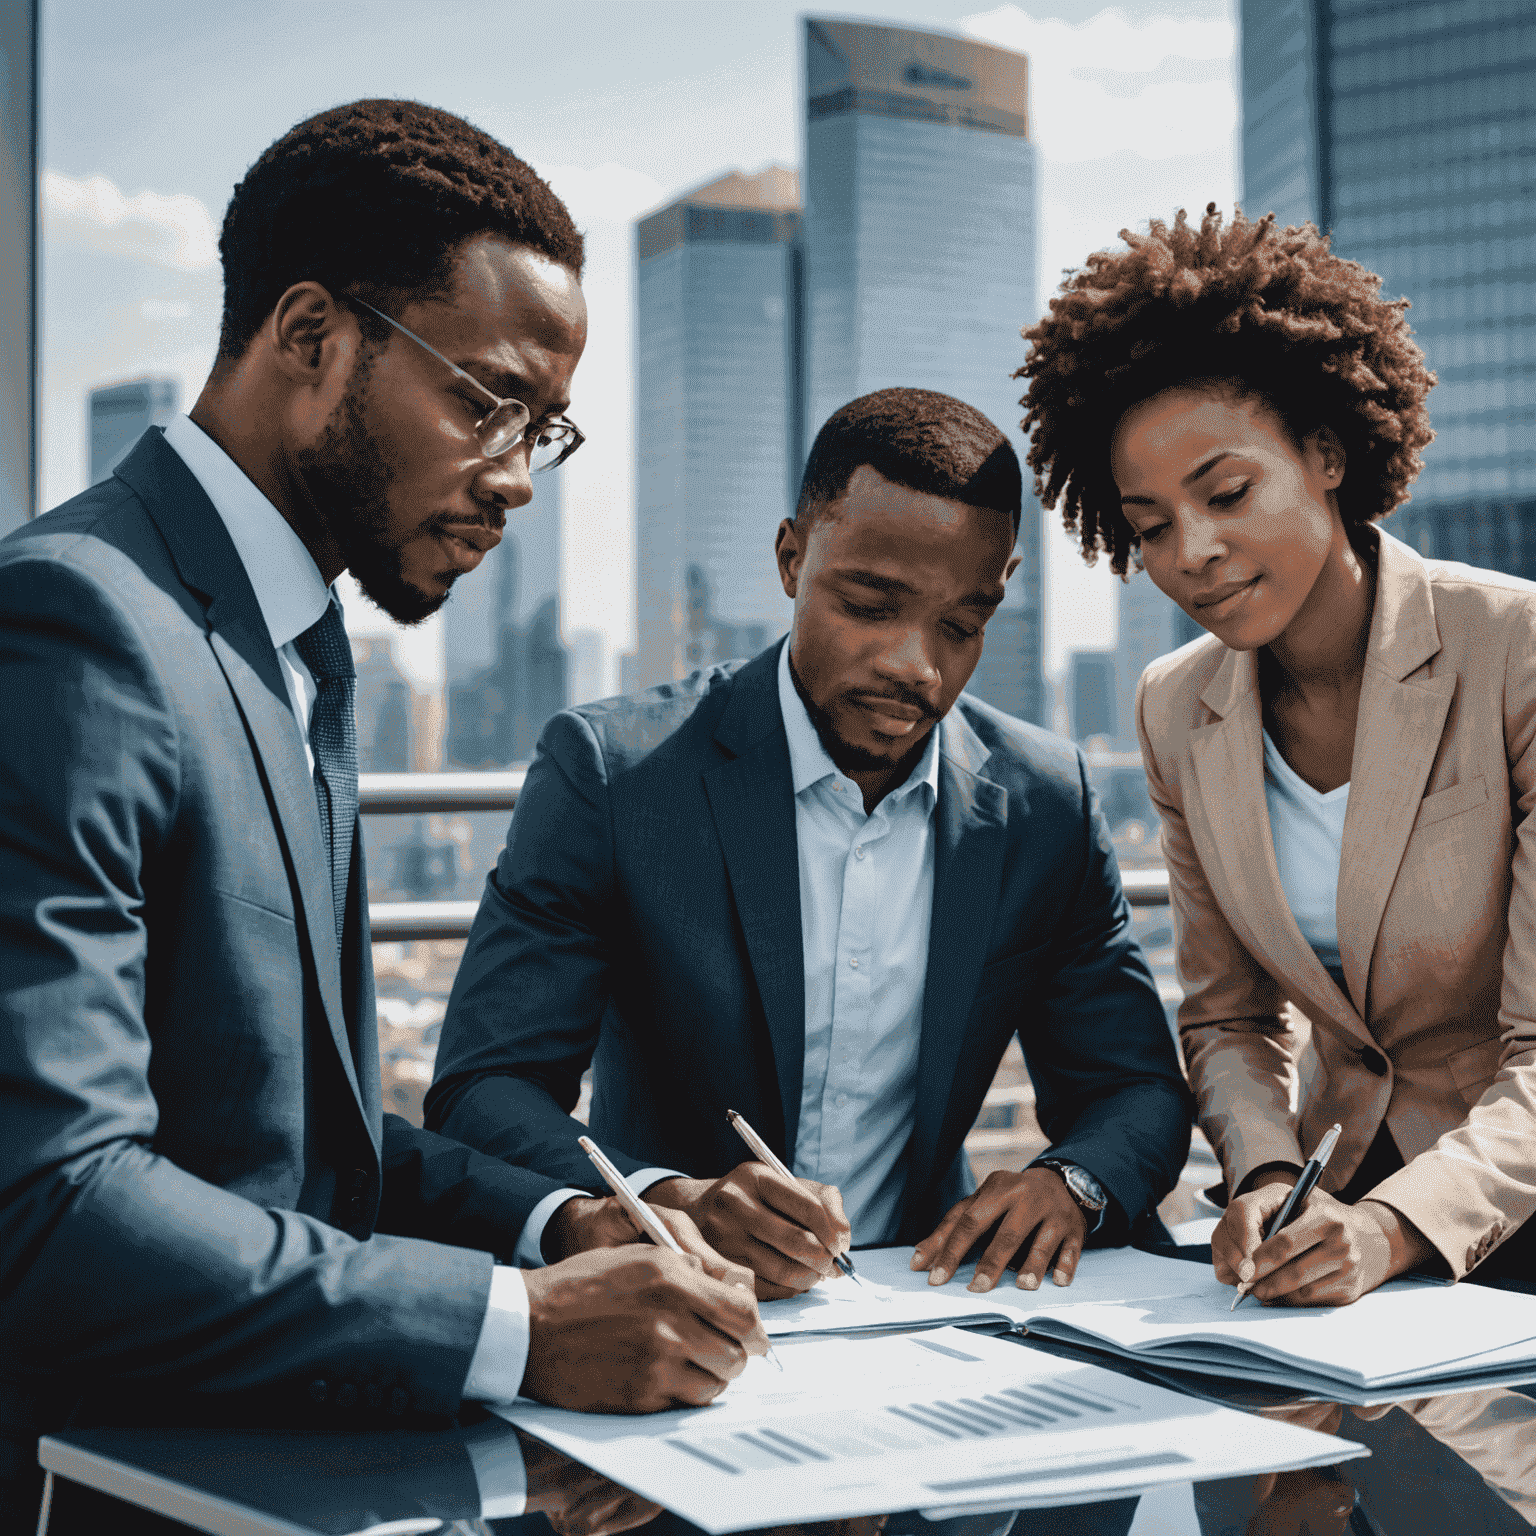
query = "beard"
xmin=292 ymin=374 xmax=459 ymax=627
xmin=787 ymin=652 xmax=936 ymax=780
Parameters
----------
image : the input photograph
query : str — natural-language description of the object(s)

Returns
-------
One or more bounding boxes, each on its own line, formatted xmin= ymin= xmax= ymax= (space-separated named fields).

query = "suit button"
xmin=335 ymin=1384 xmax=358 ymax=1409
xmin=351 ymin=1169 xmax=368 ymax=1191
xmin=389 ymin=1388 xmax=409 ymax=1416
xmin=1360 ymin=1047 xmax=1388 ymax=1076
xmin=307 ymin=1379 xmax=328 ymax=1404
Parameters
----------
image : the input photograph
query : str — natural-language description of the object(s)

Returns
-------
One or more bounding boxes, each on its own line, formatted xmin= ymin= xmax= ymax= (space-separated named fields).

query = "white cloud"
xmin=961 ymin=5 xmax=1236 ymax=163
xmin=43 ymin=171 xmax=219 ymax=272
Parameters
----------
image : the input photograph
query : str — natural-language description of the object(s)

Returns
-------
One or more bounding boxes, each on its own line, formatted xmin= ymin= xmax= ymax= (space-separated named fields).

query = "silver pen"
xmin=578 ymin=1134 xmax=781 ymax=1368
xmin=727 ymin=1108 xmax=863 ymax=1287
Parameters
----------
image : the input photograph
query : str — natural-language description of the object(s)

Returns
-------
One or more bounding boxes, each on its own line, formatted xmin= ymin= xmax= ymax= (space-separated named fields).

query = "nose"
xmin=474 ymin=441 xmax=535 ymax=515
xmin=1174 ymin=503 xmax=1225 ymax=575
xmin=875 ymin=625 xmax=942 ymax=698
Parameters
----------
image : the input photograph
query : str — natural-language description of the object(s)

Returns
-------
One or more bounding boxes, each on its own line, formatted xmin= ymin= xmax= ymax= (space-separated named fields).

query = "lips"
xmin=435 ymin=530 xmax=491 ymax=573
xmin=1192 ymin=577 xmax=1258 ymax=621
xmin=849 ymin=694 xmax=932 ymax=736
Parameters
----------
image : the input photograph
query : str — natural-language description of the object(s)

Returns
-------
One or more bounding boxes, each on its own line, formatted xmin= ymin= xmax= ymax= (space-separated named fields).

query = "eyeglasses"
xmin=347 ymin=296 xmax=584 ymax=472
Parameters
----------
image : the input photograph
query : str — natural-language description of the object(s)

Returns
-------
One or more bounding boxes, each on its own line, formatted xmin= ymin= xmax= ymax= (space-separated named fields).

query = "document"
xmin=1020 ymin=1268 xmax=1536 ymax=1398
xmin=496 ymin=1327 xmax=1366 ymax=1533
xmin=759 ymin=1244 xmax=1206 ymax=1337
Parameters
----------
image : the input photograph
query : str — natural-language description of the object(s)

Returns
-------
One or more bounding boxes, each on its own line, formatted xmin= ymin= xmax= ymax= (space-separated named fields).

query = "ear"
xmin=1306 ymin=424 xmax=1346 ymax=489
xmin=266 ymin=282 xmax=363 ymax=389
xmin=775 ymin=516 xmax=804 ymax=600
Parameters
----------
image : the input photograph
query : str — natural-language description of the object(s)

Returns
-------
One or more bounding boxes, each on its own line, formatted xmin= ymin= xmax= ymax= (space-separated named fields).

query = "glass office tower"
xmin=88 ymin=377 xmax=179 ymax=486
xmin=802 ymin=18 xmax=1045 ymax=725
xmin=1241 ymin=0 xmax=1536 ymax=572
xmin=634 ymin=168 xmax=801 ymax=690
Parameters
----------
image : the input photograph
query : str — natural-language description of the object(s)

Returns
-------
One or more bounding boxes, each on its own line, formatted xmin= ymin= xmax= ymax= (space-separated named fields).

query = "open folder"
xmin=764 ymin=1247 xmax=1536 ymax=1402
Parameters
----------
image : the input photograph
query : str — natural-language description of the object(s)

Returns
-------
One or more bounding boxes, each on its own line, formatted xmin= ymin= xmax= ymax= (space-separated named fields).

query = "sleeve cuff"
xmin=465 ymin=1425 xmax=528 ymax=1519
xmin=627 ymin=1166 xmax=688 ymax=1197
xmin=515 ymin=1188 xmax=589 ymax=1269
xmin=462 ymin=1265 xmax=531 ymax=1406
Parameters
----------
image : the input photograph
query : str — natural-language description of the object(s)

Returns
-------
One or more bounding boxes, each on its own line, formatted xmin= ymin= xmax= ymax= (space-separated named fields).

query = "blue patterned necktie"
xmin=293 ymin=600 xmax=358 ymax=943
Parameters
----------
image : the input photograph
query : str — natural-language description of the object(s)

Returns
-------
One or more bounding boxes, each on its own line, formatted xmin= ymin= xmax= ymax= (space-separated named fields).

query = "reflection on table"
xmin=35 ymin=1352 xmax=1536 ymax=1536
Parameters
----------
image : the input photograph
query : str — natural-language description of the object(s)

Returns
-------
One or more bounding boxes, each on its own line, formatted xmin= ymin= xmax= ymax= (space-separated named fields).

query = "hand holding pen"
xmin=1229 ymin=1124 xmax=1342 ymax=1310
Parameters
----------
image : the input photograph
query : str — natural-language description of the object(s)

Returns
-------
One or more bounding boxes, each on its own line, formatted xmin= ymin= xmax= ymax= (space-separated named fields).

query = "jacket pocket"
xmin=1413 ymin=775 xmax=1488 ymax=831
xmin=1445 ymin=1035 xmax=1505 ymax=1106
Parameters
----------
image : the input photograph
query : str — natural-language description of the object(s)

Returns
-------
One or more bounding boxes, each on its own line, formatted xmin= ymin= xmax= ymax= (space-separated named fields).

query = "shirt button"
xmin=836 ymin=1093 xmax=849 ymax=1108
xmin=849 ymin=957 xmax=859 ymax=969
xmin=855 ymin=846 xmax=865 ymax=859
xmin=832 ymin=782 xmax=843 ymax=792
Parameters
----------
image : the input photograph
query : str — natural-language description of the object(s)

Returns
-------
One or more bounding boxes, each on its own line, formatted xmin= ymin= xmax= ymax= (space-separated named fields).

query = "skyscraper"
xmin=1241 ymin=0 xmax=1536 ymax=573
xmin=801 ymin=18 xmax=1045 ymax=724
xmin=634 ymin=168 xmax=801 ymax=689
xmin=88 ymin=377 xmax=179 ymax=486
xmin=444 ymin=468 xmax=568 ymax=768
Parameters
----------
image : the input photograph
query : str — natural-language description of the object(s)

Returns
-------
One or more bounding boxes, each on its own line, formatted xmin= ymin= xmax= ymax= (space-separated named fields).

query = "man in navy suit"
xmin=0 ymin=100 xmax=766 ymax=1531
xmin=429 ymin=389 xmax=1192 ymax=1306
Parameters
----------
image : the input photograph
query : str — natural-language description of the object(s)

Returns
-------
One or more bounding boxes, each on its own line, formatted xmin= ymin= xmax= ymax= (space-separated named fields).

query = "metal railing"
xmin=361 ymin=772 xmax=1172 ymax=941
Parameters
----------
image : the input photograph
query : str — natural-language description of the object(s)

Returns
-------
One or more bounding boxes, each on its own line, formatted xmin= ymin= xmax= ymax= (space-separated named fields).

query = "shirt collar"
xmin=162 ymin=414 xmax=334 ymax=651
xmin=776 ymin=637 xmax=942 ymax=807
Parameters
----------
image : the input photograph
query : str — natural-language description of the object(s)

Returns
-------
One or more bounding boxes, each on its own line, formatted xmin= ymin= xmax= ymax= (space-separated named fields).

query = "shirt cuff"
xmin=628 ymin=1166 xmax=688 ymax=1197
xmin=515 ymin=1188 xmax=589 ymax=1269
xmin=463 ymin=1265 xmax=531 ymax=1407
xmin=466 ymin=1426 xmax=528 ymax=1519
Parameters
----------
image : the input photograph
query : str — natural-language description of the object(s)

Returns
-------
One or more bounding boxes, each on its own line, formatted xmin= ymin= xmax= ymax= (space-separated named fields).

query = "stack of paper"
xmin=497 ymin=1327 xmax=1367 ymax=1533
xmin=767 ymin=1248 xmax=1536 ymax=1404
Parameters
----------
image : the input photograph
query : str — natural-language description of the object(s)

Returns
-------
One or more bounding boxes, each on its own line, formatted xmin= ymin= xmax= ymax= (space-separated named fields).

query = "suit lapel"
xmin=1187 ymin=646 xmax=1370 ymax=1041
xmin=702 ymin=646 xmax=806 ymax=1156
xmin=1336 ymin=532 xmax=1454 ymax=1011
xmin=116 ymin=431 xmax=366 ymax=1117
xmin=909 ymin=712 xmax=1008 ymax=1188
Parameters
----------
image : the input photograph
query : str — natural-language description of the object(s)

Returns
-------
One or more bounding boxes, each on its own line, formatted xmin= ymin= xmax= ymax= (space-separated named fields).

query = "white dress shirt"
xmin=778 ymin=640 xmax=940 ymax=1245
xmin=160 ymin=415 xmax=531 ymax=1405
xmin=1262 ymin=727 xmax=1349 ymax=979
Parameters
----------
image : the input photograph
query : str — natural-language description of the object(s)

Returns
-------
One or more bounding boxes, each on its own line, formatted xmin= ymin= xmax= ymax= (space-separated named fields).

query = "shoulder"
xmin=537 ymin=658 xmax=755 ymax=781
xmin=1138 ymin=630 xmax=1224 ymax=714
xmin=951 ymin=695 xmax=1093 ymax=828
xmin=1420 ymin=553 xmax=1536 ymax=636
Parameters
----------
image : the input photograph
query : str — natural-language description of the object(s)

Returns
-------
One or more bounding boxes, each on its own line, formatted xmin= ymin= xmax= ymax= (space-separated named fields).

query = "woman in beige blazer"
xmin=1017 ymin=206 xmax=1536 ymax=1304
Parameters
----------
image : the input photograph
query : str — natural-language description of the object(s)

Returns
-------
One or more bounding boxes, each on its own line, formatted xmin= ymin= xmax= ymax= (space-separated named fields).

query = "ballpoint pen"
xmin=578 ymin=1134 xmax=781 ymax=1368
xmin=726 ymin=1108 xmax=864 ymax=1287
xmin=1231 ymin=1122 xmax=1343 ymax=1311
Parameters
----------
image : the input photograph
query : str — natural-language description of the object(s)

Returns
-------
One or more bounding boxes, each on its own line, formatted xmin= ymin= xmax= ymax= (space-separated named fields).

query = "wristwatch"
xmin=1035 ymin=1158 xmax=1108 ymax=1229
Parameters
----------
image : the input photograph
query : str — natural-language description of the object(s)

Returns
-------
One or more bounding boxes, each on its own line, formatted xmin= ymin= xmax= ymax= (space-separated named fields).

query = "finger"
xmin=748 ymin=1167 xmax=846 ymax=1262
xmin=812 ymin=1181 xmax=853 ymax=1254
xmin=932 ymin=1188 xmax=1017 ymax=1284
xmin=654 ymin=1208 xmax=757 ymax=1290
xmin=971 ymin=1209 xmax=1043 ymax=1292
xmin=684 ymin=1268 xmax=772 ymax=1358
xmin=741 ymin=1231 xmax=830 ymax=1293
xmin=1014 ymin=1219 xmax=1070 ymax=1292
xmin=723 ymin=1179 xmax=839 ymax=1277
xmin=1253 ymin=1243 xmax=1346 ymax=1304
xmin=912 ymin=1203 xmax=970 ymax=1272
xmin=1251 ymin=1206 xmax=1332 ymax=1284
xmin=1051 ymin=1230 xmax=1083 ymax=1287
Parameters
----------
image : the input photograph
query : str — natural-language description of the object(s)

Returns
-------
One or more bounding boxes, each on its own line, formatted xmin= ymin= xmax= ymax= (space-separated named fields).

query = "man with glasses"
xmin=0 ymin=99 xmax=767 ymax=1532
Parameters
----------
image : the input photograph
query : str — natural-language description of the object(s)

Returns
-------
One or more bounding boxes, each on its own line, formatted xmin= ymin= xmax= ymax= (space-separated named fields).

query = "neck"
xmin=1263 ymin=529 xmax=1376 ymax=704
xmin=190 ymin=375 xmax=347 ymax=585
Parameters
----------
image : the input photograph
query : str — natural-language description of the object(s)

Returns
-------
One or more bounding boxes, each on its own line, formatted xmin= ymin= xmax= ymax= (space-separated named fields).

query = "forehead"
xmin=815 ymin=465 xmax=1014 ymax=570
xmin=1111 ymin=389 xmax=1287 ymax=477
xmin=414 ymin=235 xmax=588 ymax=360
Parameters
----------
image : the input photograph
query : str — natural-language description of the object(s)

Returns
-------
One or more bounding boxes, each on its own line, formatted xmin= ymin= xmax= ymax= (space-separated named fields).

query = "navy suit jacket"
xmin=427 ymin=641 xmax=1191 ymax=1245
xmin=0 ymin=431 xmax=567 ymax=1519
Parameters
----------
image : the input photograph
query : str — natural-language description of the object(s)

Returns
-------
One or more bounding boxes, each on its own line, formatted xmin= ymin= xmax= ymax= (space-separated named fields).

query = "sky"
xmin=38 ymin=0 xmax=1238 ymax=691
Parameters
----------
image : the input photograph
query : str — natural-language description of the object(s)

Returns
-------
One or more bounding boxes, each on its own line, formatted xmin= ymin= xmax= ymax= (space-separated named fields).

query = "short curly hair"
xmin=797 ymin=388 xmax=1023 ymax=538
xmin=216 ymin=99 xmax=583 ymax=361
xmin=1017 ymin=204 xmax=1435 ymax=575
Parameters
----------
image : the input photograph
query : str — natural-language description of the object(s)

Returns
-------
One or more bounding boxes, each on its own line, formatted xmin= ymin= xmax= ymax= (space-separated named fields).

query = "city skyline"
xmin=32 ymin=0 xmax=1240 ymax=694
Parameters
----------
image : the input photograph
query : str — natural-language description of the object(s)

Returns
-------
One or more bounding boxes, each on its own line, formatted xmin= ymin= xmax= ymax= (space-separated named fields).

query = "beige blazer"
xmin=1137 ymin=528 xmax=1536 ymax=1280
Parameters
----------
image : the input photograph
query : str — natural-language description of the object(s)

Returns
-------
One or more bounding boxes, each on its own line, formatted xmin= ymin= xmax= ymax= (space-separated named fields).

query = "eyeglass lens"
xmin=481 ymin=407 xmax=579 ymax=472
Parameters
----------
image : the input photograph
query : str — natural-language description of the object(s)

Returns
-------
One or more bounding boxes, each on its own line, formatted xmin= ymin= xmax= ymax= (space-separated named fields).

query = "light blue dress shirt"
xmin=1262 ymin=727 xmax=1350 ymax=981
xmin=777 ymin=640 xmax=942 ymax=1246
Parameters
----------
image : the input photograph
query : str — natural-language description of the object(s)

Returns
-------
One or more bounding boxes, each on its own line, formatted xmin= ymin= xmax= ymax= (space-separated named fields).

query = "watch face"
xmin=1059 ymin=1163 xmax=1107 ymax=1211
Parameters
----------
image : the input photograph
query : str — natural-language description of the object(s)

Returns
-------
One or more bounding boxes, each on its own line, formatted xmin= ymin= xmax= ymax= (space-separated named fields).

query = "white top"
xmin=159 ymin=416 xmax=530 ymax=1414
xmin=778 ymin=638 xmax=942 ymax=1245
xmin=1262 ymin=728 xmax=1349 ymax=978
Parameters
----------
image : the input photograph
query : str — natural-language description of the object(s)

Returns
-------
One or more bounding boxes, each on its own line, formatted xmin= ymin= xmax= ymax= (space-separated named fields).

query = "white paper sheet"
xmin=496 ymin=1327 xmax=1366 ymax=1533
xmin=760 ymin=1245 xmax=1205 ymax=1337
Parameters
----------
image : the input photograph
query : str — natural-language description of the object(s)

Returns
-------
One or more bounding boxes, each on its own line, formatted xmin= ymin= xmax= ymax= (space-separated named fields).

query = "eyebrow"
xmin=1120 ymin=450 xmax=1234 ymax=505
xmin=837 ymin=568 xmax=1004 ymax=613
xmin=458 ymin=358 xmax=571 ymax=417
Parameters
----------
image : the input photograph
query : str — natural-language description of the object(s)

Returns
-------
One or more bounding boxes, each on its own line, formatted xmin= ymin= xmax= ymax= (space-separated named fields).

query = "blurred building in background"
xmin=88 ymin=377 xmax=179 ymax=485
xmin=444 ymin=468 xmax=567 ymax=768
xmin=1113 ymin=570 xmax=1204 ymax=754
xmin=1241 ymin=0 xmax=1536 ymax=573
xmin=1067 ymin=649 xmax=1117 ymax=744
xmin=802 ymin=16 xmax=1045 ymax=725
xmin=634 ymin=168 xmax=801 ymax=689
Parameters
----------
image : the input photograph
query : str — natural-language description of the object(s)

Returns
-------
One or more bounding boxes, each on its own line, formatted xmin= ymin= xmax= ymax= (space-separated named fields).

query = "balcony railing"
xmin=361 ymin=772 xmax=1172 ymax=941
